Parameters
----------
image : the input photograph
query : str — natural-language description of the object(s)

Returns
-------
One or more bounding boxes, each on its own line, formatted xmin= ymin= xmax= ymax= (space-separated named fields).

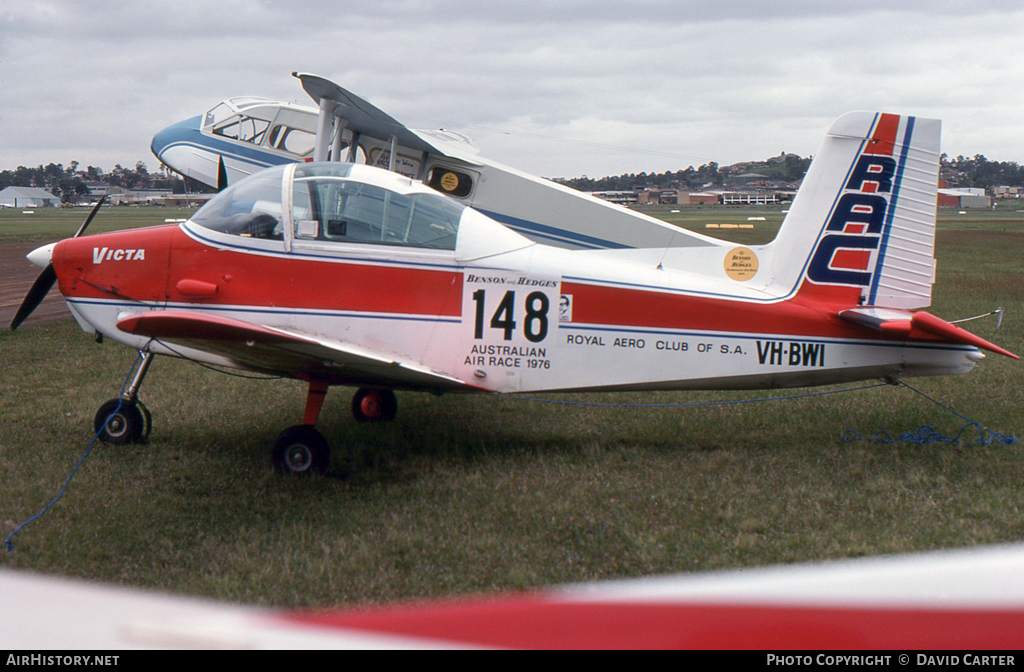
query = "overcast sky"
xmin=2 ymin=1 xmax=1023 ymax=179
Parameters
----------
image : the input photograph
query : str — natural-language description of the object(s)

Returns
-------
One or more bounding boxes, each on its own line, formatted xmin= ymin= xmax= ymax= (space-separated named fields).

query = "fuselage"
xmin=49 ymin=164 xmax=982 ymax=395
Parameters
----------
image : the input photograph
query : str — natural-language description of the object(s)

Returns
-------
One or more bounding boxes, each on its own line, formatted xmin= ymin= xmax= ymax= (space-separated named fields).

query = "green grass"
xmin=1 ymin=207 xmax=1024 ymax=609
xmin=0 ymin=206 xmax=199 ymax=243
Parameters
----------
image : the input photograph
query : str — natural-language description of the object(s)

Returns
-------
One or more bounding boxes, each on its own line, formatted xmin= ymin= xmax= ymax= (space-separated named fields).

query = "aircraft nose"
xmin=151 ymin=115 xmax=203 ymax=160
xmin=27 ymin=242 xmax=56 ymax=269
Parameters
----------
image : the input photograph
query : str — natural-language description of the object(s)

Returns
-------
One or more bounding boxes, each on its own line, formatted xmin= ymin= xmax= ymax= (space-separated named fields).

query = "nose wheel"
xmin=94 ymin=352 xmax=155 ymax=445
xmin=94 ymin=399 xmax=151 ymax=444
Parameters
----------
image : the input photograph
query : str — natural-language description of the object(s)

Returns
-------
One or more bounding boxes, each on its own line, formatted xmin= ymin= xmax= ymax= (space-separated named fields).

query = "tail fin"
xmin=770 ymin=112 xmax=941 ymax=309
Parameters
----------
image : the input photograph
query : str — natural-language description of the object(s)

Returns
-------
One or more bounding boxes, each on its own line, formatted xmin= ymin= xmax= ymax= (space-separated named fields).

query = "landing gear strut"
xmin=273 ymin=379 xmax=331 ymax=476
xmin=94 ymin=351 xmax=155 ymax=445
xmin=271 ymin=384 xmax=400 ymax=476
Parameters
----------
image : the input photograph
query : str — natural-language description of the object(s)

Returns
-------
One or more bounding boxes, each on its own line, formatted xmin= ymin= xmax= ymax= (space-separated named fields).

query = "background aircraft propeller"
xmin=9 ymin=196 xmax=106 ymax=331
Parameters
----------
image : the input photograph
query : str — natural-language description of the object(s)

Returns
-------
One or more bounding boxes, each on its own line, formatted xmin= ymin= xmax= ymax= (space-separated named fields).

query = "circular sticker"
xmin=440 ymin=172 xmax=460 ymax=192
xmin=724 ymin=247 xmax=758 ymax=281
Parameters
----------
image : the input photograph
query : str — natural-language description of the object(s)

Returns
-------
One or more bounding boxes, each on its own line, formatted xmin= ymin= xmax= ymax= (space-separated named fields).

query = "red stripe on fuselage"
xmin=55 ymin=226 xmax=463 ymax=318
xmin=167 ymin=229 xmax=462 ymax=316
xmin=563 ymin=281 xmax=870 ymax=340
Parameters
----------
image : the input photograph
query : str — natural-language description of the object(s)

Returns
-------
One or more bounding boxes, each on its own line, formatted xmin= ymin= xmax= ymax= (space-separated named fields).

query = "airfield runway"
xmin=0 ymin=242 xmax=70 ymax=328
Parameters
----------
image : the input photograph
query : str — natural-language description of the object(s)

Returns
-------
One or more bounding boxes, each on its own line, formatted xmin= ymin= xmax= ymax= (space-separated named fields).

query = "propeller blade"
xmin=72 ymin=195 xmax=106 ymax=238
xmin=11 ymin=196 xmax=107 ymax=330
xmin=217 ymin=156 xmax=228 ymax=192
xmin=10 ymin=263 xmax=57 ymax=330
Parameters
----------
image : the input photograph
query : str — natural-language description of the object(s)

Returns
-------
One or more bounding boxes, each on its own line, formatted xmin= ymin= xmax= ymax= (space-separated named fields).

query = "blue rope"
xmin=842 ymin=381 xmax=1019 ymax=446
xmin=510 ymin=382 xmax=889 ymax=408
xmin=5 ymin=352 xmax=143 ymax=553
xmin=511 ymin=379 xmax=1018 ymax=446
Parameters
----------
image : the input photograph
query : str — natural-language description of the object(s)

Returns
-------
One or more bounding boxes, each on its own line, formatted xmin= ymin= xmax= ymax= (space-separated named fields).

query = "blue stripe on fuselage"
xmin=150 ymin=116 xmax=297 ymax=170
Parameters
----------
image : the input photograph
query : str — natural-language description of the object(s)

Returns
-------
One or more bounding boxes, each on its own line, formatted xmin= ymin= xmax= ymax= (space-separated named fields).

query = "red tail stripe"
xmin=865 ymin=113 xmax=900 ymax=156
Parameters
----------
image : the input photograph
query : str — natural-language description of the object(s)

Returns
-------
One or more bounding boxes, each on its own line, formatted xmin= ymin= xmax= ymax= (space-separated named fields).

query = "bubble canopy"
xmin=190 ymin=163 xmax=466 ymax=250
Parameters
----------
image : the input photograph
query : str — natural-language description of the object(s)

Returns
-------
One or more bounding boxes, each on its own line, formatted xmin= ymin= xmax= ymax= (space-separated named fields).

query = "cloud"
xmin=2 ymin=1 xmax=1024 ymax=177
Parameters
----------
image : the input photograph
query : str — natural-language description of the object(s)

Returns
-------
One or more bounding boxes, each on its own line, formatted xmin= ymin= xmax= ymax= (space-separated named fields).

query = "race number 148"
xmin=472 ymin=290 xmax=549 ymax=342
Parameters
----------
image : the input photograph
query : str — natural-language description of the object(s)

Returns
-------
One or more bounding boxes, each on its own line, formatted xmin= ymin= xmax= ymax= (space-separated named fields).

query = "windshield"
xmin=190 ymin=165 xmax=286 ymax=240
xmin=189 ymin=163 xmax=466 ymax=250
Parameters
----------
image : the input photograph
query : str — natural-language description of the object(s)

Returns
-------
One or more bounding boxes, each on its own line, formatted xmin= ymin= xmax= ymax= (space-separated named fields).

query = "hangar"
xmin=0 ymin=186 xmax=61 ymax=208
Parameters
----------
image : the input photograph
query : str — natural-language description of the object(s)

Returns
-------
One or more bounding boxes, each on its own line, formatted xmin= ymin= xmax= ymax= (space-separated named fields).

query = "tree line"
xmin=556 ymin=154 xmax=1024 ymax=193
xmin=0 ymin=161 xmax=209 ymax=201
xmin=941 ymin=154 xmax=1024 ymax=189
xmin=3 ymin=153 xmax=1023 ymax=203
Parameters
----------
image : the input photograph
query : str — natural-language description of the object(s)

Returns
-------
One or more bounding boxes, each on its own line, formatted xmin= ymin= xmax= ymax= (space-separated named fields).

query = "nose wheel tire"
xmin=272 ymin=425 xmax=330 ymax=476
xmin=94 ymin=399 xmax=146 ymax=445
xmin=352 ymin=388 xmax=397 ymax=423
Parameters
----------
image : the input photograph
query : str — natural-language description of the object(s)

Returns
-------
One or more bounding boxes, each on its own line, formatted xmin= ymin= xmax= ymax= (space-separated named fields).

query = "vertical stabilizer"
xmin=771 ymin=112 xmax=941 ymax=308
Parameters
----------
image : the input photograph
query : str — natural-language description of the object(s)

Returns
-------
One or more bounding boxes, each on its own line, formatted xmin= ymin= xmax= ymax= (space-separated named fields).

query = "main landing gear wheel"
xmin=94 ymin=399 xmax=146 ymax=445
xmin=272 ymin=425 xmax=330 ymax=476
xmin=351 ymin=387 xmax=398 ymax=423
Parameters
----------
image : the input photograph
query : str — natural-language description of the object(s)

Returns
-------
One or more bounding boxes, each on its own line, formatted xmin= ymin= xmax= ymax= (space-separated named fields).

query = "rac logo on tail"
xmin=93 ymin=247 xmax=146 ymax=264
xmin=807 ymin=150 xmax=898 ymax=287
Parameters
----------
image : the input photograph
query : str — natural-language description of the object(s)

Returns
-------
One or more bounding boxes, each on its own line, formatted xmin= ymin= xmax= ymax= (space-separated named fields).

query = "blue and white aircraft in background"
xmin=151 ymin=72 xmax=713 ymax=252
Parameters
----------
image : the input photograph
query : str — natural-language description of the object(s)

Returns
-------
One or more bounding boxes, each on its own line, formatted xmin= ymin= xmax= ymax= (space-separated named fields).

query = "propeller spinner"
xmin=9 ymin=196 xmax=105 ymax=330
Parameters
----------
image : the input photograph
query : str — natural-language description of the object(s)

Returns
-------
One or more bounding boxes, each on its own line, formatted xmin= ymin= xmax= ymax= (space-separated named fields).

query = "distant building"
xmin=0 ymin=186 xmax=61 ymax=208
xmin=160 ymin=194 xmax=216 ymax=207
xmin=636 ymin=188 xmax=680 ymax=205
xmin=86 ymin=183 xmax=122 ymax=198
xmin=729 ymin=172 xmax=771 ymax=187
xmin=683 ymin=192 xmax=720 ymax=205
xmin=589 ymin=190 xmax=637 ymax=205
xmin=937 ymin=188 xmax=992 ymax=208
xmin=720 ymin=192 xmax=779 ymax=205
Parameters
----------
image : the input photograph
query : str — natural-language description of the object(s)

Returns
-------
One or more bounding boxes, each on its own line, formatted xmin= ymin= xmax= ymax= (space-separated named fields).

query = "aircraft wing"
xmin=294 ymin=72 xmax=483 ymax=165
xmin=294 ymin=73 xmax=438 ymax=154
xmin=115 ymin=310 xmax=482 ymax=391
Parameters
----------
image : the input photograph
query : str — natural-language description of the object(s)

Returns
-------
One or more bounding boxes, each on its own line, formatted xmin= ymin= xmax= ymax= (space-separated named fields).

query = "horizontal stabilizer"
xmin=839 ymin=307 xmax=1018 ymax=359
xmin=912 ymin=311 xmax=1019 ymax=360
xmin=117 ymin=310 xmax=483 ymax=389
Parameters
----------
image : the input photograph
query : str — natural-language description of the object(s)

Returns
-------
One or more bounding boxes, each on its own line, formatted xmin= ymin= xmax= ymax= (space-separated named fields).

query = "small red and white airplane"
xmin=11 ymin=76 xmax=1017 ymax=475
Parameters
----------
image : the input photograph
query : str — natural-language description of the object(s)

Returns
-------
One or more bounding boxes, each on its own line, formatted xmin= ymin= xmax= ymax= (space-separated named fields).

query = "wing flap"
xmin=116 ymin=310 xmax=482 ymax=389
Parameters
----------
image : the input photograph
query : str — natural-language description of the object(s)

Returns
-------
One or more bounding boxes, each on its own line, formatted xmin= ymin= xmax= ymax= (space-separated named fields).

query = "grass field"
xmin=1 ymin=204 xmax=1023 ymax=609
xmin=0 ymin=205 xmax=199 ymax=243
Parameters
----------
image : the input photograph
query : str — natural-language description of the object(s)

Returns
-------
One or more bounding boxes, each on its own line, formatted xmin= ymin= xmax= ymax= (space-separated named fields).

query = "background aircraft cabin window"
xmin=268 ymin=125 xmax=316 ymax=156
xmin=211 ymin=115 xmax=271 ymax=145
xmin=292 ymin=173 xmax=463 ymax=250
xmin=202 ymin=103 xmax=234 ymax=130
xmin=191 ymin=166 xmax=286 ymax=240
